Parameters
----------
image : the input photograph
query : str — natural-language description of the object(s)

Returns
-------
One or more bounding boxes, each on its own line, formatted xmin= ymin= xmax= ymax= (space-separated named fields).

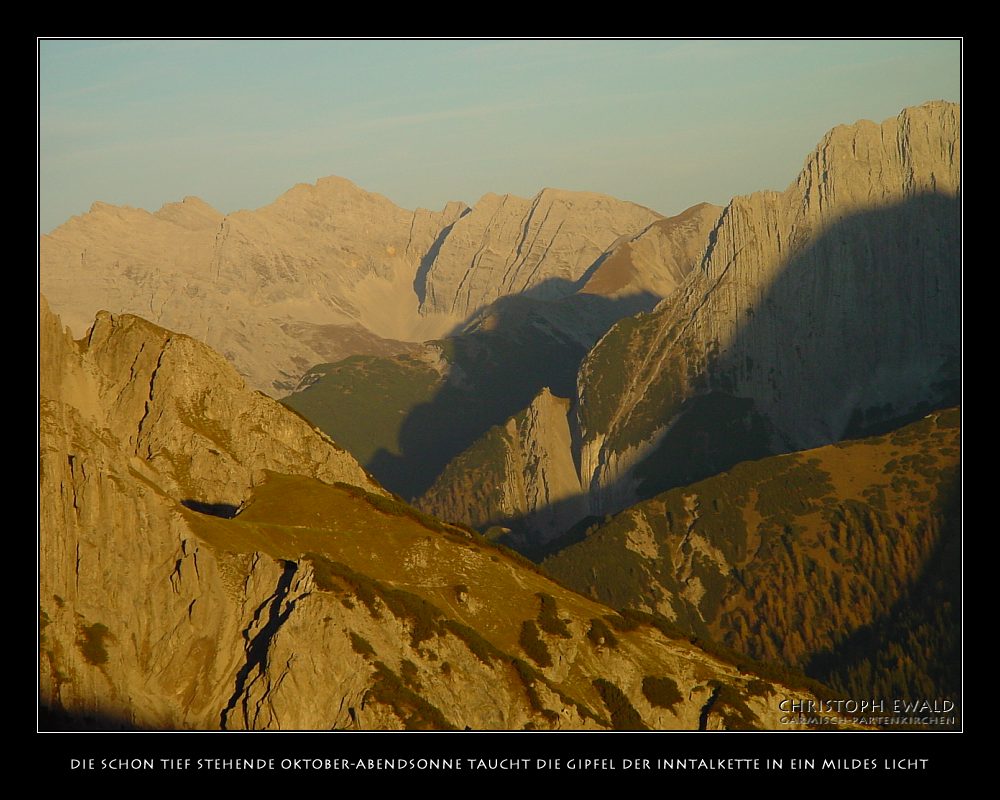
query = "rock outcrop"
xmin=579 ymin=202 xmax=722 ymax=299
xmin=39 ymin=299 xmax=823 ymax=730
xmin=40 ymin=295 xmax=383 ymax=509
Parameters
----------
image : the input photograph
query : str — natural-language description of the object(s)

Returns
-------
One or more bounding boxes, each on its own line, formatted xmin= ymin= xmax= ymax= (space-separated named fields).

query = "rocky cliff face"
xmin=394 ymin=203 xmax=721 ymax=520
xmin=39 ymin=299 xmax=822 ymax=730
xmin=576 ymin=101 xmax=961 ymax=516
xmin=579 ymin=202 xmax=722 ymax=299
xmin=41 ymin=179 xmax=662 ymax=395
xmin=418 ymin=189 xmax=662 ymax=318
xmin=418 ymin=387 xmax=586 ymax=545
xmin=39 ymin=295 xmax=383 ymax=509
xmin=41 ymin=179 xmax=467 ymax=393
xmin=414 ymin=102 xmax=960 ymax=548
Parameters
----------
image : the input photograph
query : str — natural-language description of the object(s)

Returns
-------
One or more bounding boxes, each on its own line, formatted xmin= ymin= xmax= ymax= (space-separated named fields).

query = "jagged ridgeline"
xmin=41 ymin=183 xmax=681 ymax=396
xmin=39 ymin=298 xmax=825 ymax=730
xmin=419 ymin=101 xmax=961 ymax=541
xmin=37 ymin=99 xmax=961 ymax=731
xmin=544 ymin=409 xmax=961 ymax=721
xmin=575 ymin=101 xmax=960 ymax=516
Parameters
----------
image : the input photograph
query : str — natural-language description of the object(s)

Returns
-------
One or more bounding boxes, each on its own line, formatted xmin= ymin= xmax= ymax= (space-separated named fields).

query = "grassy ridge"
xmin=179 ymin=468 xmax=826 ymax=729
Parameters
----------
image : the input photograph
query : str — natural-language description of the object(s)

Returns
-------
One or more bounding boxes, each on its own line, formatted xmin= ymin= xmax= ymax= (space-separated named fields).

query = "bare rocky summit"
xmin=39 ymin=295 xmax=383 ymax=509
xmin=579 ymin=202 xmax=722 ymax=299
xmin=41 ymin=178 xmax=465 ymax=393
xmin=576 ymin=101 xmax=961 ymax=515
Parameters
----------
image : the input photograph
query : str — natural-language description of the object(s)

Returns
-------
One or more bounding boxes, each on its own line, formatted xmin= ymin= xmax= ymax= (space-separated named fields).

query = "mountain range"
xmin=38 ymin=100 xmax=961 ymax=730
xmin=419 ymin=100 xmax=961 ymax=541
xmin=41 ymin=180 xmax=671 ymax=394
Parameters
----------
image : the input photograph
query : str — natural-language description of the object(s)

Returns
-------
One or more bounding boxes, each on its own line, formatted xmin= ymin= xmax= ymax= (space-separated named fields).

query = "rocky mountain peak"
xmin=42 ymin=174 xmax=663 ymax=395
xmin=580 ymin=202 xmax=722 ymax=299
xmin=418 ymin=187 xmax=662 ymax=318
xmin=153 ymin=195 xmax=223 ymax=230
xmin=792 ymin=100 xmax=960 ymax=221
xmin=41 ymin=296 xmax=384 ymax=512
xmin=575 ymin=101 xmax=961 ymax=517
xmin=417 ymin=101 xmax=964 ymax=550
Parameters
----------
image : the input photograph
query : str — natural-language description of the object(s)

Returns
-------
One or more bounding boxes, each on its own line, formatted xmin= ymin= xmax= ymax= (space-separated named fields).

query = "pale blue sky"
xmin=38 ymin=39 xmax=961 ymax=232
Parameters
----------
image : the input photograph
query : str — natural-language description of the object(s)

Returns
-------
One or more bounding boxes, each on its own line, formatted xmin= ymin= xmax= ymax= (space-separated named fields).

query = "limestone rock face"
xmin=419 ymin=103 xmax=960 ymax=545
xmin=41 ymin=179 xmax=662 ymax=396
xmin=418 ymin=189 xmax=662 ymax=318
xmin=579 ymin=202 xmax=722 ymax=299
xmin=41 ymin=179 xmax=468 ymax=394
xmin=39 ymin=299 xmax=819 ymax=730
xmin=418 ymin=387 xmax=586 ymax=545
xmin=409 ymin=203 xmax=723 ymax=534
xmin=40 ymin=295 xmax=384 ymax=510
xmin=576 ymin=101 xmax=961 ymax=515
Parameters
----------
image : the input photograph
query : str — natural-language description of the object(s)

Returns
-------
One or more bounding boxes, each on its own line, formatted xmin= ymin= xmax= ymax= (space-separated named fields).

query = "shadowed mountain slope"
xmin=545 ymin=409 xmax=961 ymax=717
xmin=282 ymin=203 xmax=720 ymax=500
xmin=577 ymin=101 xmax=960 ymax=518
xmin=419 ymin=102 xmax=960 ymax=545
